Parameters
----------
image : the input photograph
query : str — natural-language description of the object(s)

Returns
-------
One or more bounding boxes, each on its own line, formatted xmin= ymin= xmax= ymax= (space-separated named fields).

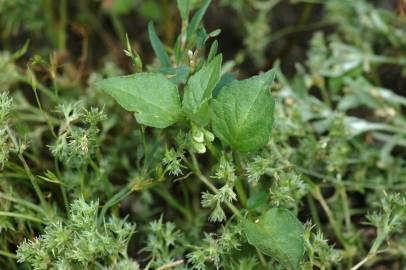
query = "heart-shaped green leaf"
xmin=211 ymin=69 xmax=276 ymax=152
xmin=243 ymin=208 xmax=305 ymax=270
xmin=95 ymin=73 xmax=182 ymax=128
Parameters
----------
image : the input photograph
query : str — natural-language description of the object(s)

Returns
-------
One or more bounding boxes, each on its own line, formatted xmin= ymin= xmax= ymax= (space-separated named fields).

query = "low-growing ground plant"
xmin=1 ymin=0 xmax=406 ymax=269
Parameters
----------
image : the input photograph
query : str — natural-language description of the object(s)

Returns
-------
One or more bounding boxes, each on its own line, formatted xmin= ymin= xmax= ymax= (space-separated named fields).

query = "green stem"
xmin=140 ymin=125 xmax=149 ymax=169
xmin=110 ymin=13 xmax=126 ymax=46
xmin=206 ymin=140 xmax=220 ymax=158
xmin=43 ymin=0 xmax=56 ymax=47
xmin=0 ymin=211 xmax=45 ymax=224
xmin=188 ymin=152 xmax=270 ymax=266
xmin=306 ymin=194 xmax=321 ymax=228
xmin=31 ymin=83 xmax=57 ymax=138
xmin=17 ymin=74 xmax=59 ymax=103
xmin=0 ymin=192 xmax=47 ymax=216
xmin=337 ymin=175 xmax=351 ymax=232
xmin=256 ymin=248 xmax=267 ymax=268
xmin=0 ymin=250 xmax=18 ymax=260
xmin=61 ymin=184 xmax=69 ymax=214
xmin=232 ymin=151 xmax=248 ymax=208
xmin=319 ymin=80 xmax=332 ymax=108
xmin=54 ymin=160 xmax=69 ymax=214
xmin=18 ymin=153 xmax=48 ymax=210
xmin=154 ymin=187 xmax=193 ymax=222
xmin=79 ymin=169 xmax=85 ymax=198
xmin=89 ymin=159 xmax=112 ymax=197
xmin=350 ymin=254 xmax=373 ymax=270
xmin=99 ymin=185 xmax=133 ymax=223
xmin=312 ymin=187 xmax=352 ymax=254
xmin=270 ymin=20 xmax=332 ymax=42
xmin=189 ymin=152 xmax=242 ymax=218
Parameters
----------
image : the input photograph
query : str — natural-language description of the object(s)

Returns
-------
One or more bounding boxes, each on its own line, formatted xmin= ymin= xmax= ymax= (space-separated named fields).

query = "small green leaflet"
xmin=95 ymin=73 xmax=182 ymax=128
xmin=186 ymin=0 xmax=211 ymax=40
xmin=243 ymin=208 xmax=305 ymax=270
xmin=196 ymin=27 xmax=208 ymax=49
xmin=38 ymin=170 xmax=61 ymax=184
xmin=207 ymin=40 xmax=218 ymax=62
xmin=182 ymin=55 xmax=222 ymax=126
xmin=211 ymin=69 xmax=276 ymax=152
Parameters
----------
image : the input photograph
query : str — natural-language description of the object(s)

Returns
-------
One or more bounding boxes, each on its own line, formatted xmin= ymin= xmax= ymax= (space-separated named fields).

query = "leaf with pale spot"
xmin=243 ymin=208 xmax=305 ymax=270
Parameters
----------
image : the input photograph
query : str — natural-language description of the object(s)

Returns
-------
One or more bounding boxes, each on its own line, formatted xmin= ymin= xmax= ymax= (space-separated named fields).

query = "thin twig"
xmin=350 ymin=254 xmax=372 ymax=270
xmin=156 ymin=259 xmax=184 ymax=270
